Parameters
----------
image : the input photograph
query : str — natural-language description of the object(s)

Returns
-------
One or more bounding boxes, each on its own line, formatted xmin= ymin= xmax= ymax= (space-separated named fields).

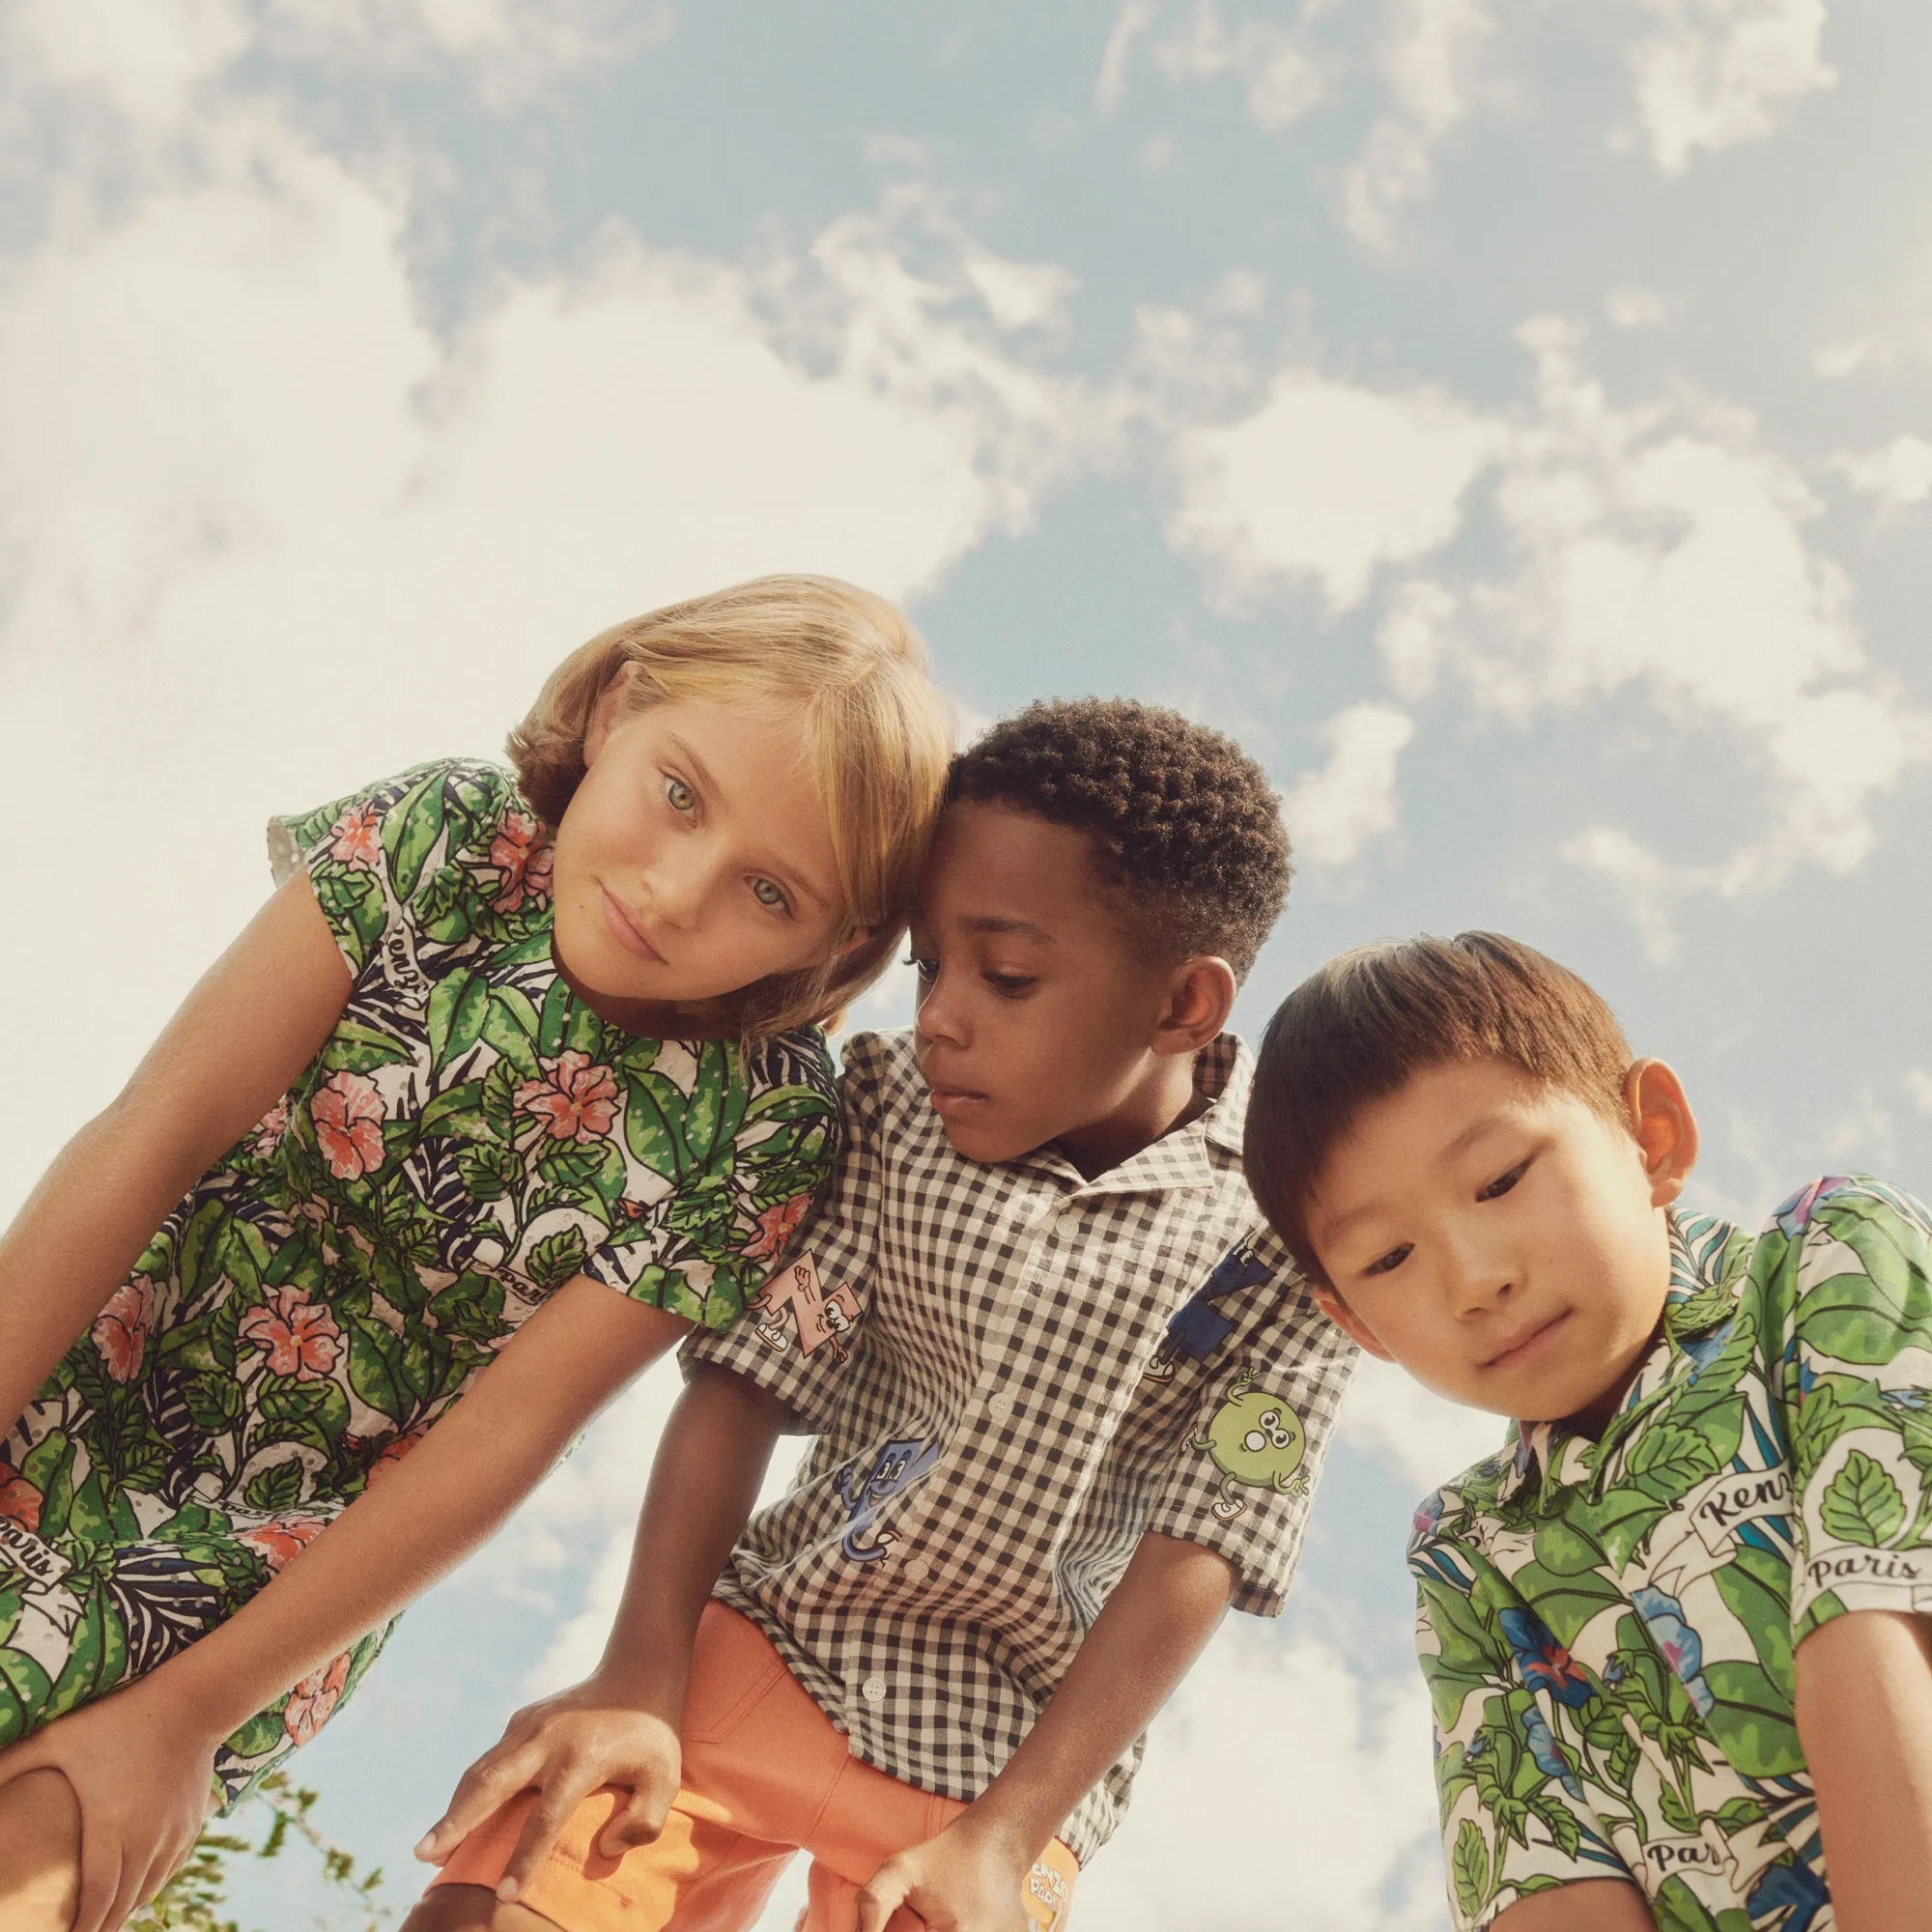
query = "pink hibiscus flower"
xmin=240 ymin=1286 xmax=342 ymax=1379
xmin=489 ymin=810 xmax=554 ymax=914
xmin=516 ymin=1050 xmax=619 ymax=1143
xmin=327 ymin=803 xmax=382 ymax=869
xmin=363 ymin=1425 xmax=428 ymax=1491
xmin=238 ymin=1517 xmax=327 ymax=1574
xmin=745 ymin=1192 xmax=811 ymax=1264
xmin=0 ymin=1461 xmax=43 ymax=1533
xmin=311 ymin=1070 xmax=386 ymax=1179
xmin=249 ymin=1097 xmax=291 ymax=1159
xmin=91 ymin=1275 xmax=157 ymax=1383
xmin=282 ymin=1651 xmax=352 ymax=1745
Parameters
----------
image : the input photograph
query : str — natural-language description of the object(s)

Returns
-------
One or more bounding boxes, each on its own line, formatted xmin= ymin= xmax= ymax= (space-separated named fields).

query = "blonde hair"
xmin=509 ymin=574 xmax=952 ymax=1039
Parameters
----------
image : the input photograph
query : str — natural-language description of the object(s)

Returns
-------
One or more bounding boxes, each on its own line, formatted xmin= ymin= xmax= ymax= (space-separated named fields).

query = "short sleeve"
xmin=1772 ymin=1176 xmax=1932 ymax=1647
xmin=270 ymin=759 xmax=534 ymax=980
xmin=1411 ymin=1541 xmax=1634 ymax=1931
xmin=679 ymin=1032 xmax=890 ymax=1421
xmin=1141 ymin=1226 xmax=1358 ymax=1615
xmin=578 ymin=1030 xmax=843 ymax=1332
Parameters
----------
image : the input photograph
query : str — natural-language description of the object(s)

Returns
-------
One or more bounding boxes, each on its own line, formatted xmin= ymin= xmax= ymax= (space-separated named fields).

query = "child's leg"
xmin=0 ymin=1768 xmax=80 ymax=1932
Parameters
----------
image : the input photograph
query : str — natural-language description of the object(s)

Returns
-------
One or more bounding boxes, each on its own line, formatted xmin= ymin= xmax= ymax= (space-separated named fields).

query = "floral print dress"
xmin=0 ymin=759 xmax=839 ymax=1802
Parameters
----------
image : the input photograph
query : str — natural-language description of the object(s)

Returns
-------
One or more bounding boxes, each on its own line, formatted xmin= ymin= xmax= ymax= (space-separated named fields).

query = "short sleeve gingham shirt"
xmin=681 ymin=1028 xmax=1357 ymax=1861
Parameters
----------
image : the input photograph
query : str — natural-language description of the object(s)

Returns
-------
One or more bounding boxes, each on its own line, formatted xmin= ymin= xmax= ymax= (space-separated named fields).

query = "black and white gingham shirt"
xmin=681 ymin=1029 xmax=1356 ymax=1861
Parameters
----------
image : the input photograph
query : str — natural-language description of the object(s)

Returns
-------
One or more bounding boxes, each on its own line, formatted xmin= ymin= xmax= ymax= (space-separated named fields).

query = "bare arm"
xmin=857 ymin=1531 xmax=1239 ymax=1932
xmin=0 ymin=1277 xmax=690 ymax=1932
xmin=1492 ymin=1881 xmax=1656 ymax=1930
xmin=1796 ymin=1607 xmax=1932 ymax=1930
xmin=414 ymin=1362 xmax=789 ymax=1895
xmin=0 ymin=870 xmax=351 ymax=1435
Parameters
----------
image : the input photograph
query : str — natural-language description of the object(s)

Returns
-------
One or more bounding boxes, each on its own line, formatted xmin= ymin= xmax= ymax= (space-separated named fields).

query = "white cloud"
xmin=1339 ymin=0 xmax=1495 ymax=250
xmin=2 ymin=0 xmax=250 ymax=125
xmin=1830 ymin=434 xmax=1932 ymax=508
xmin=0 ymin=77 xmax=1095 ymax=1210
xmin=1096 ymin=0 xmax=1162 ymax=112
xmin=1283 ymin=703 xmax=1417 ymax=869
xmin=1444 ymin=318 xmax=1930 ymax=902
xmin=1338 ymin=1355 xmax=1512 ymax=1498
xmin=1561 ymin=825 xmax=1699 ymax=964
xmin=1625 ymin=0 xmax=1837 ymax=176
xmin=1074 ymin=1609 xmax=1448 ymax=1930
xmin=1906 ymin=1069 xmax=1932 ymax=1118
xmin=1605 ymin=284 xmax=1669 ymax=329
xmin=1152 ymin=1 xmax=1326 ymax=134
xmin=1169 ymin=370 xmax=1499 ymax=611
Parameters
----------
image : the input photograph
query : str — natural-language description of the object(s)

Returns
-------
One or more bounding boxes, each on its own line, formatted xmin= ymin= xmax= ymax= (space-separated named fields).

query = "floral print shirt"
xmin=1410 ymin=1176 xmax=1932 ymax=1932
xmin=0 ymin=758 xmax=838 ymax=1797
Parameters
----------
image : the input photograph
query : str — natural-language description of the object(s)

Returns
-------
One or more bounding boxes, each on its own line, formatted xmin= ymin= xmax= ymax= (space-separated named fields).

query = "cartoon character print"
xmin=1191 ymin=1363 xmax=1308 ymax=1521
xmin=752 ymin=1252 xmax=863 ymax=1364
xmin=1144 ymin=1235 xmax=1274 ymax=1383
xmin=833 ymin=1435 xmax=940 ymax=1562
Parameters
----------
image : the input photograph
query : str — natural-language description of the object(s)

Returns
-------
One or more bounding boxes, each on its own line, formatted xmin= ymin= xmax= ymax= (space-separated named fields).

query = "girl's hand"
xmin=0 ymin=1677 xmax=222 ymax=1932
xmin=855 ymin=1810 xmax=1036 ymax=1932
xmin=413 ymin=1674 xmax=685 ymax=1900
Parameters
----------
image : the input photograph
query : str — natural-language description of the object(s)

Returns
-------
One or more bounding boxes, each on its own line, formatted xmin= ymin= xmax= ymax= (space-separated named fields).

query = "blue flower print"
xmin=1746 ymin=1856 xmax=1828 ymax=1932
xmin=1412 ymin=1491 xmax=1445 ymax=1543
xmin=1520 ymin=1704 xmax=1585 ymax=1801
xmin=1498 ymin=1607 xmax=1593 ymax=1708
xmin=1631 ymin=1586 xmax=1716 ymax=1719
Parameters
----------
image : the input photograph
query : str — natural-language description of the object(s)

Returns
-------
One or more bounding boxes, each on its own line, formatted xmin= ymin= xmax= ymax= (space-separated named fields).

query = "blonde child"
xmin=0 ymin=577 xmax=952 ymax=1932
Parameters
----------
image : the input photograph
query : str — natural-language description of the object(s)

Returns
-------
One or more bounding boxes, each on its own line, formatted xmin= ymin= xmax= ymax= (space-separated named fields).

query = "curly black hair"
xmin=947 ymin=698 xmax=1291 ymax=980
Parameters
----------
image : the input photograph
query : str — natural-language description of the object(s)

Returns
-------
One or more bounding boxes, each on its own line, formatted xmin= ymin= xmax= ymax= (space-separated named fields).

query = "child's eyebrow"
xmin=961 ymin=915 xmax=1053 ymax=941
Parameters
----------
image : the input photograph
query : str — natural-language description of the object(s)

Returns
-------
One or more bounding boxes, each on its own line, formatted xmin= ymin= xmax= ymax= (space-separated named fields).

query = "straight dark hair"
xmin=1244 ymin=932 xmax=1634 ymax=1285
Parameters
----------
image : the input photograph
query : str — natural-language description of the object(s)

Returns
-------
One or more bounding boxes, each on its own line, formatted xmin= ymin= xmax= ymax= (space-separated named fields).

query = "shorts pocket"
xmin=679 ymin=1640 xmax=792 ymax=1747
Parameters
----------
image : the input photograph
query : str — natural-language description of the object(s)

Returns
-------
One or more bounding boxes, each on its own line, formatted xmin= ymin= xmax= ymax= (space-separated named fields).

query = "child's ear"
xmin=1151 ymin=955 xmax=1237 ymax=1058
xmin=1309 ymin=1281 xmax=1397 ymax=1364
xmin=1625 ymin=1059 xmax=1699 ymax=1208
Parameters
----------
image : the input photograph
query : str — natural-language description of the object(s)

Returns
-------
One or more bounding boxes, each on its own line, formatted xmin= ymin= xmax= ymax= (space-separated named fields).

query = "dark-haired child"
xmin=408 ymin=699 xmax=1357 ymax=1932
xmin=1243 ymin=932 xmax=1932 ymax=1932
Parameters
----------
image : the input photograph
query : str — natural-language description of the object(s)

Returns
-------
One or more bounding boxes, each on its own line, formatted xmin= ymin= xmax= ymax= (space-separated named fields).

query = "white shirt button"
xmin=901 ymin=1556 xmax=930 ymax=1583
xmin=985 ymin=1390 xmax=1015 ymax=1419
xmin=862 ymin=1675 xmax=889 ymax=1704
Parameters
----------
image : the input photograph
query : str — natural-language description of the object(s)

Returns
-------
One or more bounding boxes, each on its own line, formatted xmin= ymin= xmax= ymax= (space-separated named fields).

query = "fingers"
xmin=414 ymin=1742 xmax=539 ymax=1865
xmin=594 ymin=1776 xmax=672 ymax=1858
xmin=497 ymin=1765 xmax=600 ymax=1903
xmin=855 ymin=1861 xmax=912 ymax=1932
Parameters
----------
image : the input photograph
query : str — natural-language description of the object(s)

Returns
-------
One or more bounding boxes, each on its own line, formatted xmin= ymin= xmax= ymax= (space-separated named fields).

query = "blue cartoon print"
xmin=833 ymin=1435 xmax=940 ymax=1562
xmin=1145 ymin=1236 xmax=1273 ymax=1383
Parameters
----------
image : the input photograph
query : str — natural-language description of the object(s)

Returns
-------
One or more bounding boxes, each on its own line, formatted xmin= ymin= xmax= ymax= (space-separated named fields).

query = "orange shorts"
xmin=432 ymin=1604 xmax=1078 ymax=1932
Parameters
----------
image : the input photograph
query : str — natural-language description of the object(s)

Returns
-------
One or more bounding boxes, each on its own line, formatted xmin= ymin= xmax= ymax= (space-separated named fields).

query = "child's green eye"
xmin=665 ymin=775 xmax=696 ymax=813
xmin=751 ymin=878 xmax=788 ymax=911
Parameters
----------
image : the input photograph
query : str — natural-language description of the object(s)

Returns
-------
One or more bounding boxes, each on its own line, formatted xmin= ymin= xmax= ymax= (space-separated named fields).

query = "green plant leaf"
xmin=1820 ymin=1446 xmax=1907 ymax=1546
xmin=1451 ymin=1819 xmax=1491 ymax=1922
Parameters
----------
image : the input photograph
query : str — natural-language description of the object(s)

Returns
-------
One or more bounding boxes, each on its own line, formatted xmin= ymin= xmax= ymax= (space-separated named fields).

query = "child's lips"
xmin=600 ymin=886 xmax=666 ymax=964
xmin=1483 ymin=1309 xmax=1571 ymax=1371
xmin=926 ymin=1087 xmax=989 ymax=1120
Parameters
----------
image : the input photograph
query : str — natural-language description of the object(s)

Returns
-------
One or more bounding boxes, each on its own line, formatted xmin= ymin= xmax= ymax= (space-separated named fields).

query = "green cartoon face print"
xmin=1192 ymin=1364 xmax=1308 ymax=1520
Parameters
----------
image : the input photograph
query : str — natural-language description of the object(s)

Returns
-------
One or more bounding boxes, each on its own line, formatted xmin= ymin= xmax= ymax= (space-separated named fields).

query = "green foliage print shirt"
xmin=1410 ymin=1175 xmax=1932 ymax=1932
xmin=0 ymin=758 xmax=838 ymax=1803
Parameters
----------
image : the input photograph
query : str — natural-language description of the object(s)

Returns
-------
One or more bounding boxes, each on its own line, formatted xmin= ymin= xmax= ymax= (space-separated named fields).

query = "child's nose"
xmin=912 ymin=968 xmax=966 ymax=1048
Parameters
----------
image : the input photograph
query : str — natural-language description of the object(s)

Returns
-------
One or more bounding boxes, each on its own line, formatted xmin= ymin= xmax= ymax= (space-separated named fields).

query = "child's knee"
xmin=0 ymin=1767 xmax=82 ymax=1923
xmin=401 ymin=1882 xmax=566 ymax=1932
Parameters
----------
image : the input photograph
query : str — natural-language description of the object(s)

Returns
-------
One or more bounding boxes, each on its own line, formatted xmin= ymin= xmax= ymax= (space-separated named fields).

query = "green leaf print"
xmin=347 ymin=1318 xmax=409 ymax=1423
xmin=184 ymin=1372 xmax=245 ymax=1435
xmin=321 ymin=1019 xmax=414 ymax=1074
xmin=383 ymin=767 xmax=447 ymax=901
xmin=1451 ymin=1819 xmax=1491 ymax=1922
xmin=421 ymin=1079 xmax=492 ymax=1144
xmin=1657 ymin=1778 xmax=1697 ymax=1834
xmin=1819 ymin=1447 xmax=1907 ymax=1545
xmin=1529 ymin=1798 xmax=1581 ymax=1859
xmin=256 ymin=1377 xmax=350 ymax=1454
xmin=457 ymin=1142 xmax=523 ymax=1203
xmin=1813 ymin=1196 xmax=1932 ymax=1358
xmin=243 ymin=1460 xmax=307 ymax=1513
xmin=527 ymin=1226 xmax=589 ymax=1292
xmin=1701 ymin=1660 xmax=1804 ymax=1777
xmin=1624 ymin=1421 xmax=1722 ymax=1503
xmin=315 ymin=867 xmax=385 ymax=964
xmin=1712 ymin=1542 xmax=1797 ymax=1700
xmin=0 ymin=1643 xmax=52 ymax=1744
xmin=538 ymin=977 xmax=574 ymax=1057
xmin=225 ymin=1707 xmax=286 ymax=1758
xmin=481 ymin=989 xmax=543 ymax=1079
xmin=427 ymin=970 xmax=489 ymax=1070
xmin=1589 ymin=1483 xmax=1670 ymax=1569
xmin=625 ymin=1071 xmax=686 ymax=1179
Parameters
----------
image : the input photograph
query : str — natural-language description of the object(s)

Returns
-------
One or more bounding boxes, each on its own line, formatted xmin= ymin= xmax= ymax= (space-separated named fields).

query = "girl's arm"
xmin=0 ymin=1276 xmax=689 ymax=1932
xmin=413 ymin=1363 xmax=789 ymax=1898
xmin=0 ymin=869 xmax=352 ymax=1435
xmin=856 ymin=1530 xmax=1236 ymax=1932
xmin=1796 ymin=1607 xmax=1932 ymax=1930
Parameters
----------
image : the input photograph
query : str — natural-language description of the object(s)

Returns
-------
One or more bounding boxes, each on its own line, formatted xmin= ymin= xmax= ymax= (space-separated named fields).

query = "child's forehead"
xmin=920 ymin=800 xmax=1111 ymax=919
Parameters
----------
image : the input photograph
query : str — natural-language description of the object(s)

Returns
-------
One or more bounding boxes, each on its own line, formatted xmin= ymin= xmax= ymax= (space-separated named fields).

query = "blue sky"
xmin=1 ymin=3 xmax=1927 ymax=1926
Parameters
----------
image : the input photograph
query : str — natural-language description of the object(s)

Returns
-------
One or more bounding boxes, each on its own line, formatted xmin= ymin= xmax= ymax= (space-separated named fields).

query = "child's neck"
xmin=1052 ymin=1050 xmax=1209 ymax=1181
